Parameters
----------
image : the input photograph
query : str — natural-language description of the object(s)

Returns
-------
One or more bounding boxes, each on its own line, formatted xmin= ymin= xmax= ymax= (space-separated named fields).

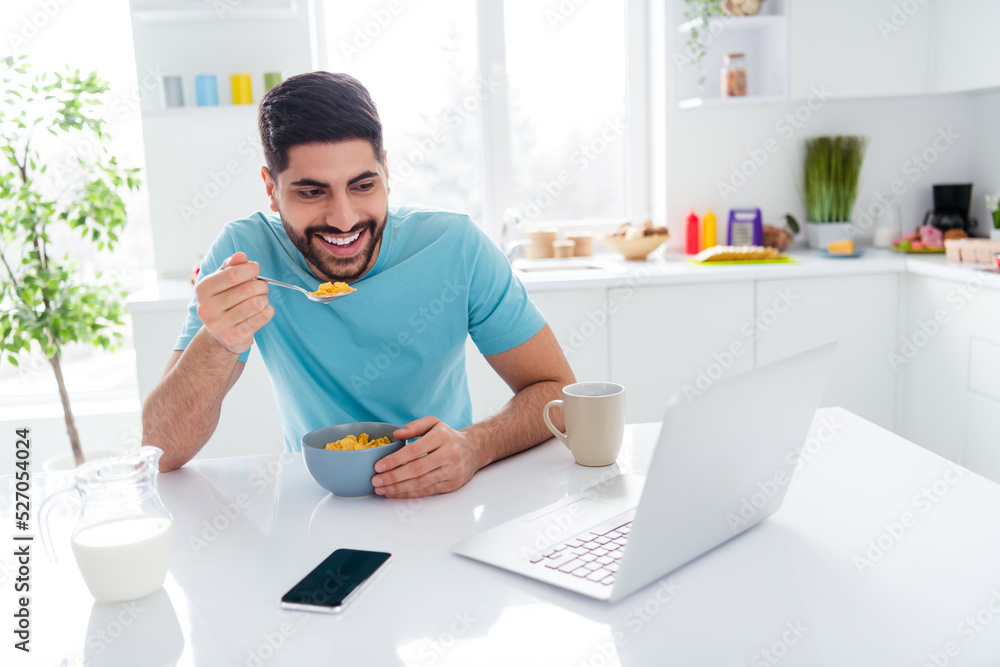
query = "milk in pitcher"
xmin=71 ymin=514 xmax=173 ymax=603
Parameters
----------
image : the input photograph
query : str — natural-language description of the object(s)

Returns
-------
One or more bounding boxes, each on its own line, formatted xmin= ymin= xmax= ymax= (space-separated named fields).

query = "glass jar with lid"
xmin=721 ymin=53 xmax=747 ymax=97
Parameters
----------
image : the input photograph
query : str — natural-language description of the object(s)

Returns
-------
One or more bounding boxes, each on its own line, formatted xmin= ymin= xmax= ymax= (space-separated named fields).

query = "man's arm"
xmin=371 ymin=324 xmax=575 ymax=498
xmin=142 ymin=252 xmax=273 ymax=472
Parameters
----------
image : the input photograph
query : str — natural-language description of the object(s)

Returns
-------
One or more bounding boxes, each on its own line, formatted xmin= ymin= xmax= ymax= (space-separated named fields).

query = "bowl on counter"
xmin=301 ymin=422 xmax=406 ymax=497
xmin=602 ymin=234 xmax=670 ymax=261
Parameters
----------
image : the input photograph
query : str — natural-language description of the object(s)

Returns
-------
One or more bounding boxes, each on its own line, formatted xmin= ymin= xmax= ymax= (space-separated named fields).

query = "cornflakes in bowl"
xmin=301 ymin=422 xmax=405 ymax=497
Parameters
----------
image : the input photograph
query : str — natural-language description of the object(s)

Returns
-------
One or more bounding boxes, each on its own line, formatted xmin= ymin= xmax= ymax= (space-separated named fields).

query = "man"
xmin=142 ymin=71 xmax=575 ymax=498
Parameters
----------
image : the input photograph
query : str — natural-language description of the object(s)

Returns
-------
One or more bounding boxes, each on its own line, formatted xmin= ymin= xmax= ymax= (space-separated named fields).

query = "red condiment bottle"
xmin=686 ymin=210 xmax=700 ymax=255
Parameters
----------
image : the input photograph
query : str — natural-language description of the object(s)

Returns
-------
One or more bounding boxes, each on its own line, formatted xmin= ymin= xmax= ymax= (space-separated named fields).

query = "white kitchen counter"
xmin=513 ymin=249 xmax=999 ymax=292
xmin=9 ymin=409 xmax=1000 ymax=665
xmin=124 ymin=248 xmax=999 ymax=309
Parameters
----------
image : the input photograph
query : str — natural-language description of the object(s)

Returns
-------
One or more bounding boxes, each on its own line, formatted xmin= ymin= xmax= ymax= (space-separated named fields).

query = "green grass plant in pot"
xmin=0 ymin=56 xmax=141 ymax=467
xmin=802 ymin=135 xmax=868 ymax=249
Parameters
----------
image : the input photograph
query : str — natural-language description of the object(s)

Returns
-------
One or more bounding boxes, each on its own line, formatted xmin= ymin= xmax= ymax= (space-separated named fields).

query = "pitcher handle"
xmin=39 ymin=484 xmax=78 ymax=562
xmin=543 ymin=400 xmax=570 ymax=449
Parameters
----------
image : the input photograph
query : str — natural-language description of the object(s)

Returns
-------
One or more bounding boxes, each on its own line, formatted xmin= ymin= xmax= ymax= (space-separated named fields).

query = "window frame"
xmin=475 ymin=0 xmax=650 ymax=244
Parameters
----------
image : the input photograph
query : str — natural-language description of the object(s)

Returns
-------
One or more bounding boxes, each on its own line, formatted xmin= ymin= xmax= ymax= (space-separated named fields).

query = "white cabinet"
xmin=127 ymin=0 xmax=322 ymax=279
xmin=754 ymin=274 xmax=899 ymax=431
xmin=899 ymin=273 xmax=1000 ymax=479
xmin=466 ymin=288 xmax=611 ymax=421
xmin=608 ymin=282 xmax=755 ymax=423
xmin=788 ymin=0 xmax=932 ymax=100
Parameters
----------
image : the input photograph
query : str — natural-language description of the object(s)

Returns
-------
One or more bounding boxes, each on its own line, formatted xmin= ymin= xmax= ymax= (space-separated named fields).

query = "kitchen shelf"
xmin=678 ymin=15 xmax=785 ymax=34
xmin=130 ymin=0 xmax=298 ymax=22
xmin=143 ymin=105 xmax=259 ymax=120
xmin=673 ymin=2 xmax=788 ymax=108
xmin=677 ymin=94 xmax=788 ymax=109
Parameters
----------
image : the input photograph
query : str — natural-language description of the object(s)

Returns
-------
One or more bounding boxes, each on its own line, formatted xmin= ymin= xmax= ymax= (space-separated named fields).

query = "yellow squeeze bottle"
xmin=701 ymin=208 xmax=717 ymax=250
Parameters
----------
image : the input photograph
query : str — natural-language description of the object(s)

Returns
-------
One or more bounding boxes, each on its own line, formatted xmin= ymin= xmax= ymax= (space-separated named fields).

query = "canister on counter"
xmin=721 ymin=53 xmax=747 ymax=97
xmin=524 ymin=229 xmax=557 ymax=259
xmin=553 ymin=240 xmax=576 ymax=259
xmin=567 ymin=232 xmax=593 ymax=257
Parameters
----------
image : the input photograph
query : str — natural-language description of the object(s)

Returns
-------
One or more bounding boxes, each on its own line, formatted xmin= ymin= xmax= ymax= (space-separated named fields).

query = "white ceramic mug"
xmin=543 ymin=382 xmax=625 ymax=466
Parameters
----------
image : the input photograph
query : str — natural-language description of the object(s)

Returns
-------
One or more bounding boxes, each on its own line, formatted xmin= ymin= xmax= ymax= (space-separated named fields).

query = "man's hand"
xmin=371 ymin=417 xmax=485 ymax=498
xmin=196 ymin=252 xmax=274 ymax=355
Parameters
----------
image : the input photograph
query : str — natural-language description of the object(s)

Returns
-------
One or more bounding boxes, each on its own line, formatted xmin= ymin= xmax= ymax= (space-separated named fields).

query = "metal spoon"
xmin=256 ymin=276 xmax=354 ymax=303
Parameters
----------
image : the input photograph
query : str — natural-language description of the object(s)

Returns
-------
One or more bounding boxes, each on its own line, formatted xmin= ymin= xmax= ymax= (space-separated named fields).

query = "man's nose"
xmin=326 ymin=192 xmax=361 ymax=231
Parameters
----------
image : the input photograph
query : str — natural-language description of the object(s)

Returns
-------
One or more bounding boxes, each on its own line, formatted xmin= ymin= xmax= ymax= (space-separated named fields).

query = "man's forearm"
xmin=462 ymin=378 xmax=567 ymax=470
xmin=142 ymin=327 xmax=243 ymax=471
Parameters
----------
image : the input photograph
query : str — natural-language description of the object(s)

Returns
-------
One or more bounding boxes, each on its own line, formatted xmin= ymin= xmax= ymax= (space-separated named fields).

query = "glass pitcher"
xmin=40 ymin=446 xmax=174 ymax=604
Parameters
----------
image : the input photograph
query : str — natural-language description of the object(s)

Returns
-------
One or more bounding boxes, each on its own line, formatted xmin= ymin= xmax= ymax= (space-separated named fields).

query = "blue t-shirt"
xmin=175 ymin=206 xmax=546 ymax=451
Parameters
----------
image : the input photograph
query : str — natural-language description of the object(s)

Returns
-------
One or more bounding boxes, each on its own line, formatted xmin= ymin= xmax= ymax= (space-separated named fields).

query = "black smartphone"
xmin=280 ymin=548 xmax=391 ymax=613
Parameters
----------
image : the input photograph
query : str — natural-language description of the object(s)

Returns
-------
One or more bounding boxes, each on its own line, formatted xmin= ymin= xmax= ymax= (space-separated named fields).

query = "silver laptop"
xmin=452 ymin=343 xmax=836 ymax=602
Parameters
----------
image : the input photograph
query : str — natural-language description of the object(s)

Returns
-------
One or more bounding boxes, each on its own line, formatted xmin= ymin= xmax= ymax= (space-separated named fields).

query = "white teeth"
xmin=320 ymin=231 xmax=360 ymax=246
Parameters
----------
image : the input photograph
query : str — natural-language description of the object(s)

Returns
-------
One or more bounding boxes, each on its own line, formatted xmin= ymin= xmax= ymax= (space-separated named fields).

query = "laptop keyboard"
xmin=526 ymin=517 xmax=633 ymax=586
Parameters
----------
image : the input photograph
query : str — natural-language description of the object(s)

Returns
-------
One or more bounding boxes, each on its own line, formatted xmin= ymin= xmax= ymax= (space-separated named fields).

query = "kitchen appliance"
xmin=923 ymin=184 xmax=978 ymax=234
xmin=727 ymin=208 xmax=763 ymax=246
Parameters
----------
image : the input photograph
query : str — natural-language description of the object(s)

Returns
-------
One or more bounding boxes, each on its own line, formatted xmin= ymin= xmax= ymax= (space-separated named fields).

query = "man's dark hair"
xmin=258 ymin=71 xmax=384 ymax=177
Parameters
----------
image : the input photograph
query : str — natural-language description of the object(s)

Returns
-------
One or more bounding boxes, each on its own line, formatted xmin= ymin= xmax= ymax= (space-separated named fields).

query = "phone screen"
xmin=280 ymin=548 xmax=391 ymax=613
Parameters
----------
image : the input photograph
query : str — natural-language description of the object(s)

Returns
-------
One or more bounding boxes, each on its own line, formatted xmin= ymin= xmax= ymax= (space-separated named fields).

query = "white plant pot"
xmin=990 ymin=228 xmax=1000 ymax=242
xmin=805 ymin=222 xmax=854 ymax=249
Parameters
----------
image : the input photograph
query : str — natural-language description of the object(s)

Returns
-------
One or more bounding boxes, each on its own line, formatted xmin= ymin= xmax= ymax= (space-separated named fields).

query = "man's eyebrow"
xmin=288 ymin=178 xmax=329 ymax=188
xmin=347 ymin=171 xmax=379 ymax=186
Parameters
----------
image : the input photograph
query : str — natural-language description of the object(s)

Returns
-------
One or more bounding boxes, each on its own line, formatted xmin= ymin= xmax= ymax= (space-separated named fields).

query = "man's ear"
xmin=261 ymin=166 xmax=279 ymax=212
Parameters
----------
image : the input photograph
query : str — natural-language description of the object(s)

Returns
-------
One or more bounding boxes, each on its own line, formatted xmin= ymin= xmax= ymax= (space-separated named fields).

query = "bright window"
xmin=323 ymin=0 xmax=643 ymax=240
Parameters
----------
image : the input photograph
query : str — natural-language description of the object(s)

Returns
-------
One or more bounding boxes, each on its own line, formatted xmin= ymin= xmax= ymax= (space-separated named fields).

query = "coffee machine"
xmin=922 ymin=184 xmax=978 ymax=234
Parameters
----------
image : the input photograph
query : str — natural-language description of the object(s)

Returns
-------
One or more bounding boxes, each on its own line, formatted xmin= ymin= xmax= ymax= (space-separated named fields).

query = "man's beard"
xmin=280 ymin=212 xmax=388 ymax=283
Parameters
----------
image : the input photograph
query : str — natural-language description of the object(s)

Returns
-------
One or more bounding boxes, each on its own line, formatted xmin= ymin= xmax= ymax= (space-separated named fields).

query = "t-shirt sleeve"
xmin=464 ymin=222 xmax=546 ymax=356
xmin=174 ymin=226 xmax=252 ymax=363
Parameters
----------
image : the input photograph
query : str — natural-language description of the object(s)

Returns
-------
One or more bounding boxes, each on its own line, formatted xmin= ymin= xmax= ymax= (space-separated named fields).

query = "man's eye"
xmin=299 ymin=189 xmax=323 ymax=198
xmin=354 ymin=182 xmax=375 ymax=192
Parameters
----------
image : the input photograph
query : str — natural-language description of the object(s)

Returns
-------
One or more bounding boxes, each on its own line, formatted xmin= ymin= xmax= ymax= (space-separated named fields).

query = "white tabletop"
xmin=6 ymin=407 xmax=1000 ymax=666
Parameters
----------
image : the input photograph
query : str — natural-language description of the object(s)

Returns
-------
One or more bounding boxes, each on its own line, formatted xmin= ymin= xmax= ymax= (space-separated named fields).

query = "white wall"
xmin=651 ymin=0 xmax=991 ymax=246
xmin=968 ymin=88 xmax=1000 ymax=230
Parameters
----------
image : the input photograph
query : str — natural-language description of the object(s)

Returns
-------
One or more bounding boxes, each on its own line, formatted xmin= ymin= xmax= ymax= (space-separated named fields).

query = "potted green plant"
xmin=985 ymin=192 xmax=1000 ymax=241
xmin=682 ymin=0 xmax=727 ymax=86
xmin=0 ymin=56 xmax=141 ymax=467
xmin=802 ymin=135 xmax=868 ymax=249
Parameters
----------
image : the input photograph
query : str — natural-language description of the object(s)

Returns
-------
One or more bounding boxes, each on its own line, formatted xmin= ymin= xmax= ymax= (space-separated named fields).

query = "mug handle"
xmin=543 ymin=400 xmax=570 ymax=449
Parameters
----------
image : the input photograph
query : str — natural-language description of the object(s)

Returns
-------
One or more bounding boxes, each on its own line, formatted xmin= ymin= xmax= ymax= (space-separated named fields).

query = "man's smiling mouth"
xmin=318 ymin=231 xmax=360 ymax=246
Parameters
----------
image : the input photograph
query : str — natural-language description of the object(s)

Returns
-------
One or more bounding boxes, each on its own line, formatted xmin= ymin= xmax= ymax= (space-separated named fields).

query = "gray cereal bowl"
xmin=301 ymin=422 xmax=406 ymax=498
